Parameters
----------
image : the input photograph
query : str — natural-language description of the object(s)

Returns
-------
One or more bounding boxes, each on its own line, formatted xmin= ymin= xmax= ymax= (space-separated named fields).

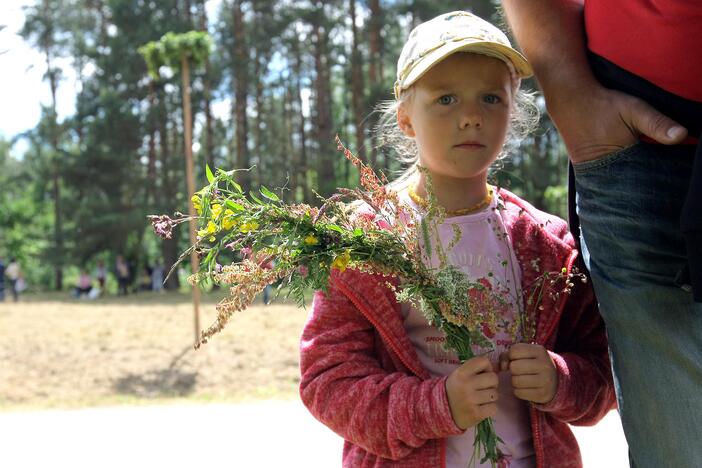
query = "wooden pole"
xmin=181 ymin=54 xmax=201 ymax=344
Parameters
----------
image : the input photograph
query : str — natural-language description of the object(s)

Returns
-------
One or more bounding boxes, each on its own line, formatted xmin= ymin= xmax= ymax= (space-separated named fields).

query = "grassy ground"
xmin=0 ymin=291 xmax=310 ymax=411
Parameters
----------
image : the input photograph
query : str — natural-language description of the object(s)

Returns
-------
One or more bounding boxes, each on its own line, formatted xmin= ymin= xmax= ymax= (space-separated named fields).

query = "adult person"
xmin=5 ymin=258 xmax=21 ymax=302
xmin=0 ymin=257 xmax=5 ymax=301
xmin=95 ymin=259 xmax=107 ymax=293
xmin=115 ymin=255 xmax=130 ymax=296
xmin=501 ymin=2 xmax=702 ymax=467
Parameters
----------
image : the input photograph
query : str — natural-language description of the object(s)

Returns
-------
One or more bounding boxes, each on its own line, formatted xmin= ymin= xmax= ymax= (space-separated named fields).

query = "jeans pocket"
xmin=572 ymin=143 xmax=642 ymax=174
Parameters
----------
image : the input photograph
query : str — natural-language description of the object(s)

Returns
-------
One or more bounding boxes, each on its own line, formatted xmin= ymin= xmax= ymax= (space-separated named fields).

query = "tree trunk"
xmin=183 ymin=0 xmax=192 ymax=26
xmin=291 ymin=35 xmax=310 ymax=203
xmin=159 ymin=101 xmax=180 ymax=291
xmin=42 ymin=0 xmax=63 ymax=290
xmin=181 ymin=56 xmax=201 ymax=344
xmin=349 ymin=0 xmax=365 ymax=163
xmin=311 ymin=4 xmax=335 ymax=197
xmin=232 ymin=0 xmax=250 ymax=192
xmin=199 ymin=0 xmax=216 ymax=172
xmin=254 ymin=51 xmax=265 ymax=185
xmin=284 ymin=83 xmax=297 ymax=202
xmin=367 ymin=0 xmax=383 ymax=169
xmin=146 ymin=80 xmax=158 ymax=208
xmin=368 ymin=0 xmax=382 ymax=89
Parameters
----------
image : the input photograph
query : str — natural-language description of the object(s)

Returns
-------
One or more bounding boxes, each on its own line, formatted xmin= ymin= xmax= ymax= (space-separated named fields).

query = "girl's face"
xmin=397 ymin=53 xmax=512 ymax=184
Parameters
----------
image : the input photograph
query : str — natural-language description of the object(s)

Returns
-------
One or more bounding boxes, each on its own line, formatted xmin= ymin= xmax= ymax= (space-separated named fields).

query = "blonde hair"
xmin=375 ymin=72 xmax=540 ymax=190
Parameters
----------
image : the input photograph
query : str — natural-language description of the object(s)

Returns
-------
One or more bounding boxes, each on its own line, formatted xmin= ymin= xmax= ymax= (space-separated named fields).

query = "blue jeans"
xmin=573 ymin=142 xmax=702 ymax=467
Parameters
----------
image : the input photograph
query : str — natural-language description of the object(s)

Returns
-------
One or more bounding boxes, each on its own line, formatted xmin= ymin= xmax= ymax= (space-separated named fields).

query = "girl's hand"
xmin=445 ymin=355 xmax=499 ymax=429
xmin=502 ymin=343 xmax=558 ymax=404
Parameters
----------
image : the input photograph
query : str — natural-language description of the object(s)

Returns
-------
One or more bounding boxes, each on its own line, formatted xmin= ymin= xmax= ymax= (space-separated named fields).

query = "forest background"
xmin=0 ymin=0 xmax=569 ymax=293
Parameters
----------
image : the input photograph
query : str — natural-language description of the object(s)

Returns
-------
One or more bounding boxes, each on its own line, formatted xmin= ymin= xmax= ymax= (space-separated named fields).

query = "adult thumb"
xmin=628 ymin=98 xmax=688 ymax=144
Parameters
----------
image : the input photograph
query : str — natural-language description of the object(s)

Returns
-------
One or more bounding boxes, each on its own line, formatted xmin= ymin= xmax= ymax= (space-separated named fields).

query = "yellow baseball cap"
xmin=394 ymin=11 xmax=533 ymax=99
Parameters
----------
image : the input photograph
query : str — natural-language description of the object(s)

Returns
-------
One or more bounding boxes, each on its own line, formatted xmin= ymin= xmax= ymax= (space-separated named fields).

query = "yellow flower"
xmin=198 ymin=220 xmax=218 ymax=238
xmin=221 ymin=209 xmax=237 ymax=230
xmin=304 ymin=234 xmax=319 ymax=246
xmin=331 ymin=250 xmax=351 ymax=272
xmin=239 ymin=220 xmax=260 ymax=233
xmin=192 ymin=195 xmax=202 ymax=215
xmin=211 ymin=203 xmax=223 ymax=219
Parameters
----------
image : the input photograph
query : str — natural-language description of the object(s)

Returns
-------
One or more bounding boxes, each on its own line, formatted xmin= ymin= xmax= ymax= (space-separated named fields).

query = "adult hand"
xmin=445 ymin=355 xmax=499 ymax=430
xmin=548 ymin=83 xmax=688 ymax=164
xmin=500 ymin=343 xmax=557 ymax=404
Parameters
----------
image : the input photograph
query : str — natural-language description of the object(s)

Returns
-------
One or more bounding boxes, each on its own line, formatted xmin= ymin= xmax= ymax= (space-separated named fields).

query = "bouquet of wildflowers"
xmin=150 ymin=137 xmax=582 ymax=467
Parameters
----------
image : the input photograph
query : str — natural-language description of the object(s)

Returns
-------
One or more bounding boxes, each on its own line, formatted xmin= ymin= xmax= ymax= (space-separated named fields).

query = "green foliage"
xmin=139 ymin=31 xmax=212 ymax=80
xmin=12 ymin=0 xmax=568 ymax=291
xmin=0 ymin=138 xmax=53 ymax=288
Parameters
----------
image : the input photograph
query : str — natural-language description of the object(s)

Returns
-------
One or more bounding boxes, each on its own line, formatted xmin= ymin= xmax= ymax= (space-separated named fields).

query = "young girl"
xmin=299 ymin=11 xmax=615 ymax=468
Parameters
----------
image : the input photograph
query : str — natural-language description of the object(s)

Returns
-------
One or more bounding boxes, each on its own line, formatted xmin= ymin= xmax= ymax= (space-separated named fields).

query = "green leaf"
xmin=206 ymin=164 xmax=215 ymax=183
xmin=260 ymin=185 xmax=280 ymax=202
xmin=225 ymin=200 xmax=245 ymax=212
xmin=353 ymin=228 xmax=364 ymax=237
xmin=249 ymin=191 xmax=263 ymax=205
xmin=203 ymin=248 xmax=216 ymax=270
xmin=421 ymin=218 xmax=432 ymax=258
xmin=326 ymin=224 xmax=344 ymax=234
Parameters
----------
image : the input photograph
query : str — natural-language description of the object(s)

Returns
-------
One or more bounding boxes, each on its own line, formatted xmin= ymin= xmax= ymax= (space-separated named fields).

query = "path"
xmin=0 ymin=401 xmax=627 ymax=467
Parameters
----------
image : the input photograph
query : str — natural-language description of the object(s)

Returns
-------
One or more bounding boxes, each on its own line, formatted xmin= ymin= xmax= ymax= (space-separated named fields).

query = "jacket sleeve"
xmin=534 ymin=256 xmax=617 ymax=425
xmin=299 ymin=275 xmax=463 ymax=460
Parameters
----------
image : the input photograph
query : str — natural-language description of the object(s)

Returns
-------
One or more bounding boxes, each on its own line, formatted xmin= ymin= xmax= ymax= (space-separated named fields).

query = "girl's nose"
xmin=460 ymin=105 xmax=483 ymax=129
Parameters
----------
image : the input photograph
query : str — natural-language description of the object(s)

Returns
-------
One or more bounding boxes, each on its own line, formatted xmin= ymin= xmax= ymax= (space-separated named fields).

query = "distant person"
xmin=73 ymin=269 xmax=93 ymax=298
xmin=15 ymin=272 xmax=27 ymax=295
xmin=151 ymin=261 xmax=164 ymax=292
xmin=115 ymin=255 xmax=129 ymax=296
xmin=6 ymin=258 xmax=21 ymax=302
xmin=261 ymin=258 xmax=274 ymax=305
xmin=95 ymin=259 xmax=107 ymax=293
xmin=0 ymin=258 xmax=5 ymax=301
xmin=138 ymin=265 xmax=153 ymax=292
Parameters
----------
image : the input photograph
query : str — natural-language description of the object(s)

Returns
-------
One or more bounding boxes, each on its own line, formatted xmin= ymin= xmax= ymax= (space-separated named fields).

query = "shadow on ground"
xmin=113 ymin=346 xmax=197 ymax=398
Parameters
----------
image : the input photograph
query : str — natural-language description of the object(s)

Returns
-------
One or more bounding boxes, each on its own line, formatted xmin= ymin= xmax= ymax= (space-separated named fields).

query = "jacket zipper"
xmin=335 ymin=278 xmax=448 ymax=467
xmin=531 ymin=250 xmax=579 ymax=468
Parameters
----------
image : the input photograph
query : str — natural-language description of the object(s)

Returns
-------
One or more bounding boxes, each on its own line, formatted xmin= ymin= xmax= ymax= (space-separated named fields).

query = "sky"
xmin=0 ymin=0 xmax=228 ymax=157
xmin=0 ymin=0 xmax=78 ymax=149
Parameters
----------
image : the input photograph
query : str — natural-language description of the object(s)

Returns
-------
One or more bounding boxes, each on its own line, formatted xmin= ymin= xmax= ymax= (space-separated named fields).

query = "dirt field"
xmin=0 ymin=292 xmax=309 ymax=410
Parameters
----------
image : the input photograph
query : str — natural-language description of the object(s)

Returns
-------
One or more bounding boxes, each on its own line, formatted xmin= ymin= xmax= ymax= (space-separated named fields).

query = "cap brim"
xmin=399 ymin=41 xmax=533 ymax=95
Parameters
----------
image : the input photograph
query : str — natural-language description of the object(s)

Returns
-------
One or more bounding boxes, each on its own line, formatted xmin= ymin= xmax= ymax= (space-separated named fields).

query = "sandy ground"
xmin=0 ymin=296 xmax=628 ymax=466
xmin=0 ymin=296 xmax=304 ymax=409
xmin=0 ymin=401 xmax=628 ymax=468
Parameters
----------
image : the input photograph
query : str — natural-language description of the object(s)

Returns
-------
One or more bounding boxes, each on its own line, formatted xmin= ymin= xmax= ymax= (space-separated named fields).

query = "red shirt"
xmin=585 ymin=1 xmax=702 ymax=103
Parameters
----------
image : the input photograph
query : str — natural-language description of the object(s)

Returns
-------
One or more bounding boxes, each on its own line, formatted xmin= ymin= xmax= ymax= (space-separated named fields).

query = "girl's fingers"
xmin=513 ymin=388 xmax=538 ymax=402
xmin=471 ymin=371 xmax=499 ymax=391
xmin=508 ymin=343 xmax=540 ymax=359
xmin=509 ymin=358 xmax=542 ymax=375
xmin=478 ymin=402 xmax=498 ymax=419
xmin=474 ymin=388 xmax=499 ymax=405
xmin=511 ymin=373 xmax=543 ymax=389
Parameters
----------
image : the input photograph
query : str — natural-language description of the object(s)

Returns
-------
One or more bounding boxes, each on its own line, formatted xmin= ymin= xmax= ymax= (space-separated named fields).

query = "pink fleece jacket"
xmin=299 ymin=189 xmax=616 ymax=467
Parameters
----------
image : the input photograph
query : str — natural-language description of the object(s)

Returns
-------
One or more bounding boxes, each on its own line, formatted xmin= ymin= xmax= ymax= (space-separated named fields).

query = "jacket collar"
xmin=334 ymin=188 xmax=579 ymax=374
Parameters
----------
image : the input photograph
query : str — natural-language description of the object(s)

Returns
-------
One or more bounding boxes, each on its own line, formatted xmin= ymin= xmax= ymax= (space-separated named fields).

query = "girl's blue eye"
xmin=483 ymin=94 xmax=501 ymax=104
xmin=438 ymin=95 xmax=456 ymax=105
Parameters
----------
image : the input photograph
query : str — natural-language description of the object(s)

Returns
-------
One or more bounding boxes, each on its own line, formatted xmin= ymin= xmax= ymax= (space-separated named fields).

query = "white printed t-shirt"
xmin=400 ymin=189 xmax=535 ymax=468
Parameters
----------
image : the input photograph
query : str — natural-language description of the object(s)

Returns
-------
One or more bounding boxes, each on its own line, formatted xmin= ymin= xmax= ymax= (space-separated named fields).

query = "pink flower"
xmin=376 ymin=219 xmax=391 ymax=230
xmin=357 ymin=210 xmax=375 ymax=222
xmin=148 ymin=215 xmax=174 ymax=240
